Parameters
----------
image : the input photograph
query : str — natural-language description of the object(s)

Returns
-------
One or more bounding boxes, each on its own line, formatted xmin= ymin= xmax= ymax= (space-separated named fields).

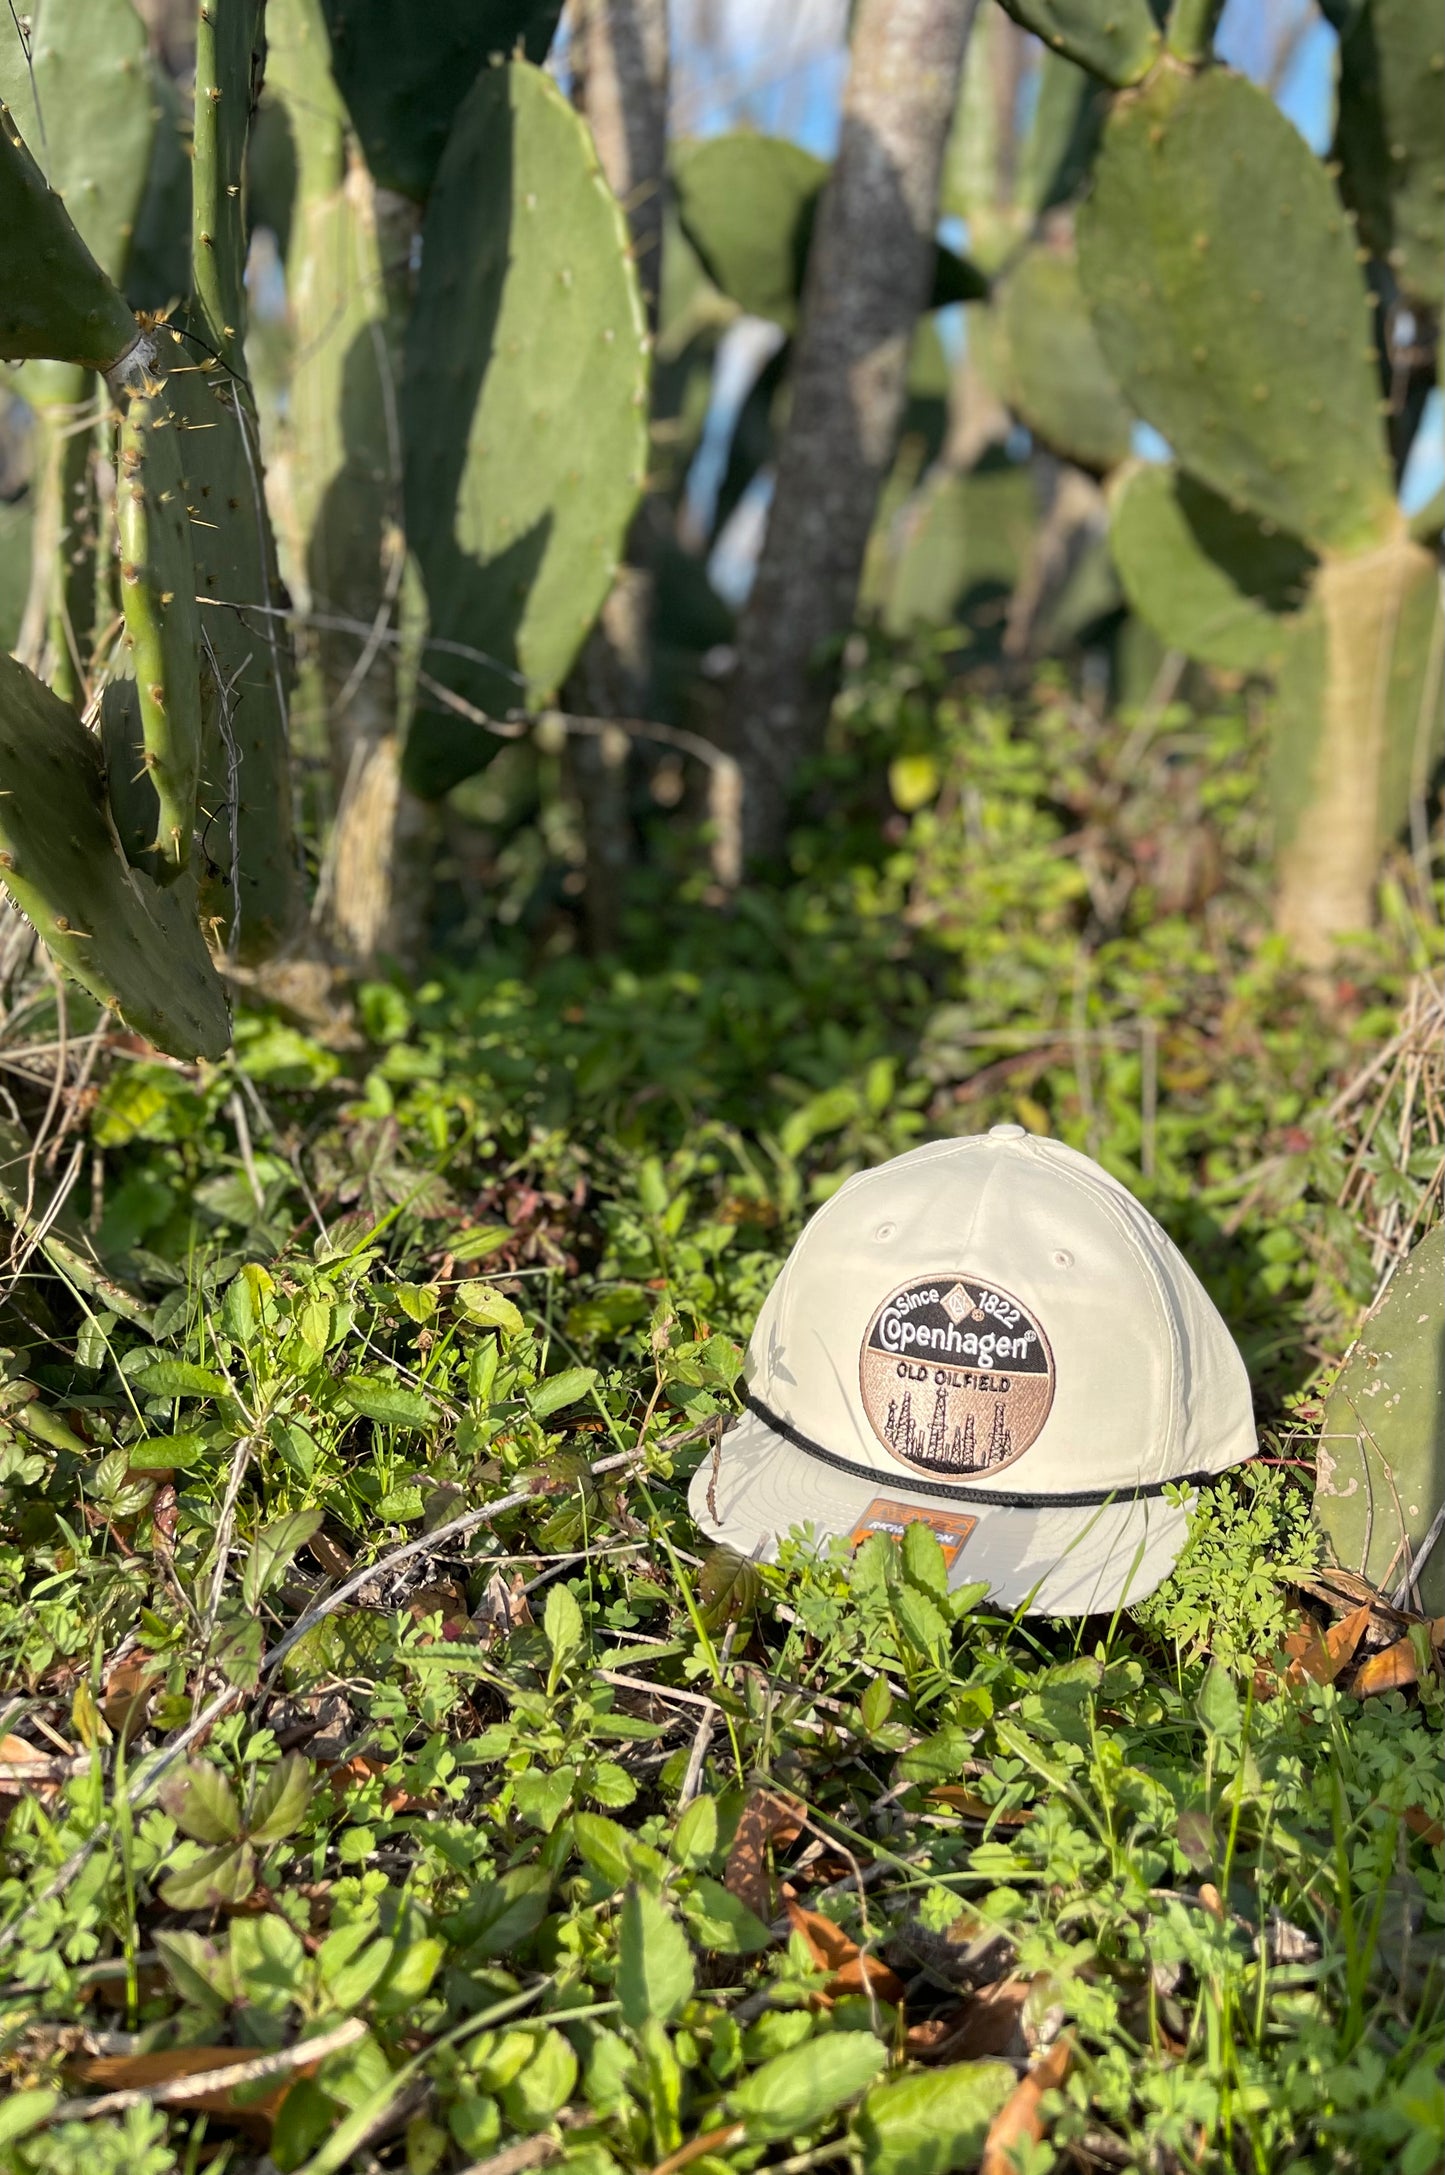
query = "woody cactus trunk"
xmin=1004 ymin=0 xmax=1444 ymax=965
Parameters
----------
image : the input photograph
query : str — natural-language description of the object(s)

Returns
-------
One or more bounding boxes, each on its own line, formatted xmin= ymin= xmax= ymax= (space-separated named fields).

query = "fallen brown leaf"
xmin=724 ymin=1787 xmax=803 ymax=1920
xmin=786 ymin=1901 xmax=909 ymax=2006
xmin=1402 ymin=1806 xmax=1444 ymax=1846
xmin=907 ymin=1977 xmax=1032 ymax=2063
xmin=1258 ymin=1601 xmax=1374 ymax=1696
xmin=1349 ymin=1635 xmax=1422 ymax=1697
xmin=980 ymin=2034 xmax=1073 ymax=2175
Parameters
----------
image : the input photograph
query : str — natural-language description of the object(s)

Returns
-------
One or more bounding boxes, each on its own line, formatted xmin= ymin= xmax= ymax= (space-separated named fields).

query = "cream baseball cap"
xmin=690 ymin=1126 xmax=1257 ymax=1616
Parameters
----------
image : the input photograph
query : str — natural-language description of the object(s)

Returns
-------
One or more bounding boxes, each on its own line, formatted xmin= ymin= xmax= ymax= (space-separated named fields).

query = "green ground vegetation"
xmin=0 ymin=645 xmax=1439 ymax=2173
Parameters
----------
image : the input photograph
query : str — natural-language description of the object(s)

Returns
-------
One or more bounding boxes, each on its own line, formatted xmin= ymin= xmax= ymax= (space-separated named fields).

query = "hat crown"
xmin=748 ymin=1128 xmax=1254 ymax=1494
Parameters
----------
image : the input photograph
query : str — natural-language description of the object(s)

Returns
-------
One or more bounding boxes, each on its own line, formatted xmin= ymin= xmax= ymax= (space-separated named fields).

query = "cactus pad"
xmin=1315 ymin=1226 xmax=1444 ymax=1617
xmin=401 ymin=60 xmax=648 ymax=796
xmin=673 ymin=136 xmax=827 ymax=333
xmin=0 ymin=0 xmax=157 ymax=298
xmin=116 ymin=386 xmax=203 ymax=874
xmin=1327 ymin=0 xmax=1444 ymax=310
xmin=1271 ymin=534 xmax=1443 ymax=951
xmin=1107 ymin=461 xmax=1315 ymax=672
xmin=0 ymin=650 xmax=230 ymax=1059
xmin=319 ymin=0 xmax=563 ymax=203
xmin=876 ymin=457 xmax=1038 ymax=642
xmin=996 ymin=0 xmax=1161 ymax=87
xmin=1077 ymin=68 xmax=1397 ymax=555
xmin=157 ymin=325 xmax=298 ymax=957
xmin=675 ymin=133 xmax=986 ymax=333
xmin=994 ymin=244 xmax=1133 ymax=474
xmin=191 ymin=0 xmax=263 ymax=371
xmin=0 ymin=105 xmax=139 ymax=372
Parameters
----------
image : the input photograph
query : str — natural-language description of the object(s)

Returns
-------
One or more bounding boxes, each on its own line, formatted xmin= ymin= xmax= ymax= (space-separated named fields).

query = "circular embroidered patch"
xmin=859 ymin=1275 xmax=1055 ymax=1478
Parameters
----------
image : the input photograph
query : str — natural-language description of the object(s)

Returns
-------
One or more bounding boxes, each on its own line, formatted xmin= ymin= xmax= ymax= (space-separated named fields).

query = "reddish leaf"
xmin=1349 ymin=1635 xmax=1422 ymax=1697
xmin=908 ymin=1977 xmax=1032 ymax=2063
xmin=724 ymin=1787 xmax=804 ymax=1920
xmin=980 ymin=2035 xmax=1072 ymax=2175
xmin=1402 ymin=1807 xmax=1444 ymax=1846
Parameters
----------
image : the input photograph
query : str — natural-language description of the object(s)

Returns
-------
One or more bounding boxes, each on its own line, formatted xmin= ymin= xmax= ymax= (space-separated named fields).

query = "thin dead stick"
xmin=0 ymin=1447 xmax=646 ymax=1967
xmin=679 ymin=1621 xmax=737 ymax=1806
xmin=45 ymin=2014 xmax=368 ymax=2123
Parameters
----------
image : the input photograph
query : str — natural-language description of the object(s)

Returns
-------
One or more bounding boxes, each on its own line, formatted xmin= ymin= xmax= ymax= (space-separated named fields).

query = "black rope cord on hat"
xmin=740 ymin=1392 xmax=1220 ymax=1510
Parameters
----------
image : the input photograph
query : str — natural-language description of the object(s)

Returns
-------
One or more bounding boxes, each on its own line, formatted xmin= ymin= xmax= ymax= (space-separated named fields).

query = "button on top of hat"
xmin=988 ymin=1123 xmax=1027 ymax=1139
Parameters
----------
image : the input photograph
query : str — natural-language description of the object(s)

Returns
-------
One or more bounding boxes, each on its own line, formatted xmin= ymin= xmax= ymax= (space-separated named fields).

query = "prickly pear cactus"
xmin=1325 ymin=0 xmax=1444 ymax=310
xmin=0 ymin=107 xmax=139 ymax=373
xmin=1316 ymin=1225 xmax=1445 ymax=1617
xmin=997 ymin=0 xmax=1161 ymax=88
xmin=942 ymin=15 xmax=1106 ymax=270
xmin=401 ymin=60 xmax=649 ymax=798
xmin=674 ymin=133 xmax=985 ymax=334
xmin=1271 ymin=537 xmax=1443 ymax=957
xmin=115 ymin=386 xmax=203 ymax=875
xmin=267 ymin=0 xmax=403 ymax=703
xmin=191 ymin=0 xmax=263 ymax=373
xmin=158 ymin=329 xmax=299 ymax=958
xmin=0 ymin=0 xmax=157 ymax=310
xmin=993 ymin=243 xmax=1133 ymax=474
xmin=877 ymin=458 xmax=1038 ymax=642
xmin=673 ymin=136 xmax=828 ymax=334
xmin=1077 ymin=69 xmax=1397 ymax=555
xmin=0 ymin=652 xmax=230 ymax=1060
xmin=318 ymin=0 xmax=563 ymax=202
xmin=1107 ymin=461 xmax=1315 ymax=672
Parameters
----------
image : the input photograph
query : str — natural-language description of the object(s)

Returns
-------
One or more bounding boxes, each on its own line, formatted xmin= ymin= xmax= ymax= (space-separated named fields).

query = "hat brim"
xmin=688 ymin=1405 xmax=1192 ymax=1618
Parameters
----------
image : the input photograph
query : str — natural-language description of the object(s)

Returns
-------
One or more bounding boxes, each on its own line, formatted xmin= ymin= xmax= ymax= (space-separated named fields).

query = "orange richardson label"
xmin=846 ymin=1496 xmax=978 ymax=1568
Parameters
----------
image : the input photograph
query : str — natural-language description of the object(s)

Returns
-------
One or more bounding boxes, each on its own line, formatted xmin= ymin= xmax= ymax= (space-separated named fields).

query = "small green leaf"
xmin=128 ymin=1359 xmax=229 ymax=1398
xmin=158 ymin=1839 xmax=256 ymax=1909
xmin=699 ymin=1545 xmax=763 ymax=1632
xmin=339 ymin=1376 xmax=436 ymax=1429
xmin=444 ymin=1866 xmax=551 ymax=1957
xmin=544 ymin=1581 xmax=585 ymax=1666
xmin=153 ymin=1929 xmax=235 ymax=2010
xmin=231 ymin=1910 xmax=308 ymax=2012
xmin=859 ymin=1677 xmax=893 ymax=1734
xmin=1196 ymin=1659 xmax=1243 ymax=1743
xmin=513 ymin=1764 xmax=576 ymax=1833
xmin=530 ymin=1365 xmax=599 ymax=1418
xmin=0 ymin=2089 xmax=60 ymax=2146
xmin=585 ymin=1760 xmax=638 ymax=1809
xmin=499 ymin=2026 xmax=578 ymax=2131
xmin=456 ymin=1282 xmax=525 ymax=1334
xmin=161 ymin=1760 xmax=243 ymax=1843
xmin=728 ymin=2030 xmax=886 ymax=2142
xmin=242 ymin=1508 xmax=325 ymax=1611
xmin=852 ymin=2059 xmax=1017 ymax=2175
xmin=127 ymin=1430 xmax=208 ymax=1471
xmin=451 ymin=1225 xmax=514 ymax=1263
xmin=574 ymin=1811 xmax=636 ymax=1890
xmin=618 ymin=1884 xmax=695 ymax=2028
xmin=680 ymin=1876 xmax=774 ymax=1954
xmin=248 ymin=1752 xmax=313 ymax=1843
xmin=901 ymin=1520 xmax=949 ymax=1598
xmin=670 ymin=1793 xmax=719 ymax=1868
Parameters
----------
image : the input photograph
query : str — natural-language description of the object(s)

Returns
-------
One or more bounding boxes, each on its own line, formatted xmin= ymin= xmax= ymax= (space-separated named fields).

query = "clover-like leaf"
xmin=247 ymin=1753 xmax=313 ymax=1843
xmin=161 ymin=1759 xmax=243 ymax=1844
